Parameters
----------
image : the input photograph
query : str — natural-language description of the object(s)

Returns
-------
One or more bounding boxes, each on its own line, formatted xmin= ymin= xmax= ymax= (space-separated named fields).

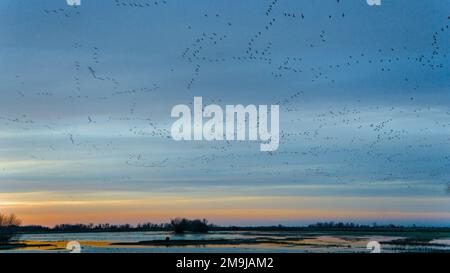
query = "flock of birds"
xmin=1 ymin=0 xmax=450 ymax=194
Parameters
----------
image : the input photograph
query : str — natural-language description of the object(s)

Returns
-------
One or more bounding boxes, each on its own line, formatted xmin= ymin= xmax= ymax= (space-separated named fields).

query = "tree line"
xmin=2 ymin=213 xmax=450 ymax=244
xmin=0 ymin=214 xmax=212 ymax=243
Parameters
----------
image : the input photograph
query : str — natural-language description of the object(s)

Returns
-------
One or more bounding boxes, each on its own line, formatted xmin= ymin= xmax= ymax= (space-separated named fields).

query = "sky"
xmin=0 ymin=0 xmax=449 ymax=227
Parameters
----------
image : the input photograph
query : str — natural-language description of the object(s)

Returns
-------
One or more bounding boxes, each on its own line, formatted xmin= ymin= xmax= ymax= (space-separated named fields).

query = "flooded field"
xmin=2 ymin=230 xmax=449 ymax=253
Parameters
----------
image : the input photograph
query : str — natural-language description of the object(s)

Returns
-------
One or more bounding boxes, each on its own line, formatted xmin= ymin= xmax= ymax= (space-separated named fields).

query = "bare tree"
xmin=0 ymin=213 xmax=21 ymax=243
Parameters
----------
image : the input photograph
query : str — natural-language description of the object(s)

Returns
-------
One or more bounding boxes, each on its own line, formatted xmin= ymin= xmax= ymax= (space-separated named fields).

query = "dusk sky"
xmin=0 ymin=0 xmax=449 ymax=226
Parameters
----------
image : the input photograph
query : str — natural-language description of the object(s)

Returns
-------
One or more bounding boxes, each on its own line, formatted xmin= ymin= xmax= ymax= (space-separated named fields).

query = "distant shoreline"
xmin=10 ymin=225 xmax=450 ymax=235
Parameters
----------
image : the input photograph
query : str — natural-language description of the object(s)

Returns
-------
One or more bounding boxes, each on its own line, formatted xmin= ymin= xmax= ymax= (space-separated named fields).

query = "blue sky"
xmin=0 ymin=0 xmax=449 ymax=226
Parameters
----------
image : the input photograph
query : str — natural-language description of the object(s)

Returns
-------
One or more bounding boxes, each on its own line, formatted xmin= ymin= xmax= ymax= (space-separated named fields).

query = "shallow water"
xmin=3 ymin=231 xmax=450 ymax=253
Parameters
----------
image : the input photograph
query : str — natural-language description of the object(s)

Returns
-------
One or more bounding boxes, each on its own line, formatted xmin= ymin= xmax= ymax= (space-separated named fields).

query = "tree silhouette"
xmin=170 ymin=218 xmax=209 ymax=233
xmin=0 ymin=213 xmax=21 ymax=243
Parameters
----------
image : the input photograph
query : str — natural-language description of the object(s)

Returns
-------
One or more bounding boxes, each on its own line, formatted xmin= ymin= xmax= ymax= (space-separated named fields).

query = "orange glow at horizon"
xmin=12 ymin=209 xmax=450 ymax=227
xmin=1 ymin=192 xmax=449 ymax=226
